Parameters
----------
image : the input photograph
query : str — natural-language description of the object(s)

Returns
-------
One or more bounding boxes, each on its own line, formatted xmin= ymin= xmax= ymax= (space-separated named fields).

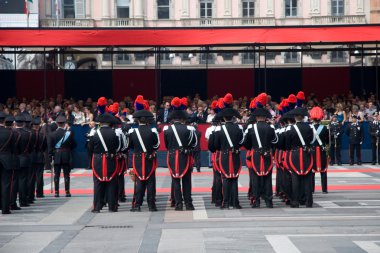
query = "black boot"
xmin=130 ymin=205 xmax=141 ymax=212
xmin=185 ymin=203 xmax=195 ymax=211
xmin=175 ymin=203 xmax=183 ymax=211
xmin=64 ymin=178 xmax=71 ymax=197
xmin=265 ymin=200 xmax=273 ymax=208
xmin=149 ymin=203 xmax=158 ymax=212
xmin=251 ymin=199 xmax=260 ymax=208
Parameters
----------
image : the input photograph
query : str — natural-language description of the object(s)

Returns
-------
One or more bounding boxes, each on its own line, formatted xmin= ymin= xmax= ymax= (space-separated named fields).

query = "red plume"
xmin=217 ymin=98 xmax=225 ymax=110
xmin=143 ymin=100 xmax=150 ymax=111
xmin=211 ymin=100 xmax=218 ymax=110
xmin=309 ymin=106 xmax=324 ymax=120
xmin=256 ymin=93 xmax=268 ymax=106
xmin=171 ymin=97 xmax=182 ymax=109
xmin=223 ymin=93 xmax=233 ymax=105
xmin=288 ymin=94 xmax=297 ymax=104
xmin=135 ymin=95 xmax=144 ymax=104
xmin=249 ymin=98 xmax=257 ymax=109
xmin=296 ymin=91 xmax=305 ymax=101
xmin=180 ymin=97 xmax=188 ymax=107
xmin=97 ymin=97 xmax=107 ymax=106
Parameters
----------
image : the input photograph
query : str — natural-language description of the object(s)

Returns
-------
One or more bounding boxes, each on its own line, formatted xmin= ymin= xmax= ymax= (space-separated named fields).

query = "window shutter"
xmin=75 ymin=0 xmax=85 ymax=19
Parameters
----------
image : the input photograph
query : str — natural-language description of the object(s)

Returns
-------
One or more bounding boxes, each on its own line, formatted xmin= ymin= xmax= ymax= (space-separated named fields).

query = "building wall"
xmin=370 ymin=0 xmax=380 ymax=23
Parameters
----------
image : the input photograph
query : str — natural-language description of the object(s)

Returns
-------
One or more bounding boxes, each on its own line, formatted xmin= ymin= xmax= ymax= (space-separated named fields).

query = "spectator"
xmin=156 ymin=101 xmax=171 ymax=124
xmin=83 ymin=106 xmax=93 ymax=125
xmin=206 ymin=107 xmax=215 ymax=123
xmin=334 ymin=103 xmax=346 ymax=124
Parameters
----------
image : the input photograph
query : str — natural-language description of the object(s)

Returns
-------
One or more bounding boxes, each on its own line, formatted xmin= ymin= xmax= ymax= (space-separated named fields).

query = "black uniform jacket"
xmin=244 ymin=122 xmax=277 ymax=176
xmin=48 ymin=127 xmax=76 ymax=165
xmin=345 ymin=122 xmax=364 ymax=145
xmin=0 ymin=126 xmax=19 ymax=170
xmin=16 ymin=127 xmax=35 ymax=169
xmin=212 ymin=122 xmax=244 ymax=178
xmin=369 ymin=121 xmax=380 ymax=143
xmin=88 ymin=126 xmax=119 ymax=182
xmin=311 ymin=123 xmax=329 ymax=172
xmin=164 ymin=122 xmax=197 ymax=178
xmin=329 ymin=122 xmax=344 ymax=146
xmin=285 ymin=122 xmax=314 ymax=175
xmin=129 ymin=125 xmax=160 ymax=181
xmin=31 ymin=128 xmax=47 ymax=164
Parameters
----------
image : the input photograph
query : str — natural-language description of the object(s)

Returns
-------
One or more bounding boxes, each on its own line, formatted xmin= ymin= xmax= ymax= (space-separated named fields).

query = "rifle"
xmin=50 ymin=157 xmax=54 ymax=194
xmin=377 ymin=136 xmax=379 ymax=165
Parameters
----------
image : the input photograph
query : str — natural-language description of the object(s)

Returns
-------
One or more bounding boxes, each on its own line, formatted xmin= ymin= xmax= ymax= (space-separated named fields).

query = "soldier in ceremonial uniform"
xmin=244 ymin=107 xmax=277 ymax=208
xmin=0 ymin=113 xmax=18 ymax=214
xmin=129 ymin=107 xmax=159 ymax=212
xmin=206 ymin=100 xmax=223 ymax=207
xmin=346 ymin=115 xmax=363 ymax=165
xmin=108 ymin=103 xmax=129 ymax=203
xmin=329 ymin=114 xmax=344 ymax=166
xmin=30 ymin=117 xmax=47 ymax=199
xmin=88 ymin=113 xmax=120 ymax=213
xmin=309 ymin=107 xmax=329 ymax=194
xmin=48 ymin=116 xmax=76 ymax=197
xmin=13 ymin=115 xmax=34 ymax=207
xmin=212 ymin=93 xmax=244 ymax=209
xmin=164 ymin=97 xmax=197 ymax=211
xmin=285 ymin=107 xmax=315 ymax=208
xmin=369 ymin=112 xmax=380 ymax=165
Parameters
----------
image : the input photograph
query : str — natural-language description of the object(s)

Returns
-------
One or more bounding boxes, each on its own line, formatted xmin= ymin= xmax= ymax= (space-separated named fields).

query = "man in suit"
xmin=48 ymin=116 xmax=76 ymax=197
xmin=156 ymin=102 xmax=172 ymax=125
xmin=346 ymin=115 xmax=364 ymax=165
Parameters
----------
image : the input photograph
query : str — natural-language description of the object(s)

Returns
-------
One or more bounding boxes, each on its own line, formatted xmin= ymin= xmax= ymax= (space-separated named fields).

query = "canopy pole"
xmin=253 ymin=45 xmax=256 ymax=96
xmin=43 ymin=47 xmax=47 ymax=101
xmin=361 ymin=43 xmax=365 ymax=98
xmin=258 ymin=47 xmax=261 ymax=92
xmin=264 ymin=46 xmax=267 ymax=93
xmin=376 ymin=42 xmax=379 ymax=100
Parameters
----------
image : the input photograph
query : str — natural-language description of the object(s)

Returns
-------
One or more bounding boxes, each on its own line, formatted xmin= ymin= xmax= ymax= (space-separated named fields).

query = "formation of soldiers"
xmin=86 ymin=91 xmax=336 ymax=213
xmin=2 ymin=90 xmax=376 ymax=214
xmin=0 ymin=112 xmax=76 ymax=215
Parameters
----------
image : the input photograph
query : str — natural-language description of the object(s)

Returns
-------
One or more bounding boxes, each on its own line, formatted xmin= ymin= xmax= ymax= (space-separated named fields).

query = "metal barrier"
xmin=70 ymin=122 xmax=373 ymax=168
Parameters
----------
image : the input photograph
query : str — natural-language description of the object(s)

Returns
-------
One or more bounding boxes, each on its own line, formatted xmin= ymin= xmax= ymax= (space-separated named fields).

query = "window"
xmin=309 ymin=51 xmax=323 ymax=60
xmin=285 ymin=0 xmax=297 ymax=17
xmin=134 ymin=53 xmax=147 ymax=61
xmin=157 ymin=0 xmax=170 ymax=19
xmin=331 ymin=0 xmax=344 ymax=16
xmin=242 ymin=0 xmax=255 ymax=17
xmin=241 ymin=51 xmax=256 ymax=64
xmin=200 ymin=53 xmax=215 ymax=64
xmin=116 ymin=53 xmax=131 ymax=64
xmin=331 ymin=51 xmax=346 ymax=62
xmin=159 ymin=48 xmax=172 ymax=64
xmin=200 ymin=0 xmax=213 ymax=18
xmin=117 ymin=0 xmax=130 ymax=18
xmin=102 ymin=48 xmax=112 ymax=61
xmin=284 ymin=51 xmax=299 ymax=63
xmin=63 ymin=0 xmax=75 ymax=18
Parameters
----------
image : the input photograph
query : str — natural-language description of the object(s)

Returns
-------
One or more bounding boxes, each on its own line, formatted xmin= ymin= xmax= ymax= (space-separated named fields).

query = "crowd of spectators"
xmin=0 ymin=91 xmax=379 ymax=125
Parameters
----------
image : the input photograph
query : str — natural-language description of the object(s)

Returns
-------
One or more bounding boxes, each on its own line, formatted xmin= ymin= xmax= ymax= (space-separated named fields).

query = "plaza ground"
xmin=1 ymin=165 xmax=380 ymax=253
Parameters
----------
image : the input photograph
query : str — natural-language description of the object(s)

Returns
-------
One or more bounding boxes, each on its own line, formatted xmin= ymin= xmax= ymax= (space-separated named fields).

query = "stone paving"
xmin=1 ymin=165 xmax=380 ymax=253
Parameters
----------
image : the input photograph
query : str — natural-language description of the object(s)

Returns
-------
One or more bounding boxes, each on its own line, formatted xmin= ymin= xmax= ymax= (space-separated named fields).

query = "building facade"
xmin=39 ymin=0 xmax=370 ymax=27
xmin=0 ymin=1 xmax=378 ymax=70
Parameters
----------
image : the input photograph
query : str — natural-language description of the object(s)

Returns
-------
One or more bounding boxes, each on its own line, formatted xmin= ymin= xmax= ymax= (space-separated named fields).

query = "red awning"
xmin=1 ymin=26 xmax=380 ymax=47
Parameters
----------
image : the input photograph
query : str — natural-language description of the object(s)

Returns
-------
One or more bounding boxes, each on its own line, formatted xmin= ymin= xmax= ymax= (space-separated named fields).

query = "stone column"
xmin=102 ymin=0 xmax=110 ymax=18
xmin=182 ymin=0 xmax=189 ymax=17
xmin=85 ymin=0 xmax=91 ymax=18
xmin=224 ymin=0 xmax=231 ymax=17
xmin=135 ymin=0 xmax=143 ymax=18
xmin=266 ymin=0 xmax=274 ymax=16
